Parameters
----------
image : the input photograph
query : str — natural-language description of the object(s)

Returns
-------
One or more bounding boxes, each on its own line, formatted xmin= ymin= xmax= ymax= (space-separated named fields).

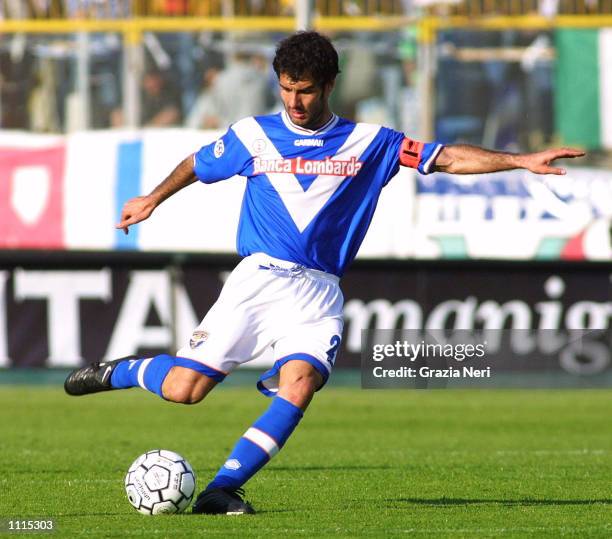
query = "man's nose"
xmin=288 ymin=92 xmax=300 ymax=108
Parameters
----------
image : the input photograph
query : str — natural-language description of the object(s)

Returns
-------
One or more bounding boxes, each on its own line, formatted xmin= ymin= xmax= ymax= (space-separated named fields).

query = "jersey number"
xmin=326 ymin=335 xmax=342 ymax=367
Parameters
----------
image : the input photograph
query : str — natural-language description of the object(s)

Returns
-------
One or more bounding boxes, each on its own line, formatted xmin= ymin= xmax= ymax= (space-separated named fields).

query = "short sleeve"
xmin=399 ymin=137 xmax=444 ymax=175
xmin=417 ymin=142 xmax=444 ymax=175
xmin=193 ymin=127 xmax=251 ymax=184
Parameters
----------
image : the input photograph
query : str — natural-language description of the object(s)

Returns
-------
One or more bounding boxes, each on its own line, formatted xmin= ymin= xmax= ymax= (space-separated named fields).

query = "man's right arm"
xmin=116 ymin=154 xmax=197 ymax=234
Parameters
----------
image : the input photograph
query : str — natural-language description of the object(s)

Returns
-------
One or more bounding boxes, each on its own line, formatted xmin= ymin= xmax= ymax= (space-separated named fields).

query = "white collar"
xmin=281 ymin=110 xmax=339 ymax=136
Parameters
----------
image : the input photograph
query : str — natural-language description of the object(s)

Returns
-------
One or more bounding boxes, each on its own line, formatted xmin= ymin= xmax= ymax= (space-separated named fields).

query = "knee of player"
xmin=162 ymin=366 xmax=215 ymax=404
xmin=162 ymin=378 xmax=207 ymax=404
xmin=282 ymin=372 xmax=320 ymax=398
xmin=164 ymin=383 xmax=203 ymax=404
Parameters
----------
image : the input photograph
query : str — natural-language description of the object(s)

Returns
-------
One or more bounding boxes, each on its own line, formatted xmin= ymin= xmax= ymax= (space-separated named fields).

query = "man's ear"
xmin=324 ymin=78 xmax=336 ymax=97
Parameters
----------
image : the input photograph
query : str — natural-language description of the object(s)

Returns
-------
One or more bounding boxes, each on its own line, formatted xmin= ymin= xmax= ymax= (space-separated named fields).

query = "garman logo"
xmin=294 ymin=139 xmax=324 ymax=147
xmin=253 ymin=156 xmax=363 ymax=176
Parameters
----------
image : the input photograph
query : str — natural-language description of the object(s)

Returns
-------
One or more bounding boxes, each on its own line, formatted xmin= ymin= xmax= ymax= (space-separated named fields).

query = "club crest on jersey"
xmin=252 ymin=139 xmax=267 ymax=154
xmin=253 ymin=156 xmax=363 ymax=177
xmin=190 ymin=330 xmax=209 ymax=349
xmin=214 ymin=139 xmax=224 ymax=158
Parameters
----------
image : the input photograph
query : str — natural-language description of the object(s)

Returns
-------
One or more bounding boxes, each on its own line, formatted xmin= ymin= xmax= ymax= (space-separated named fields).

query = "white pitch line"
xmin=494 ymin=449 xmax=607 ymax=456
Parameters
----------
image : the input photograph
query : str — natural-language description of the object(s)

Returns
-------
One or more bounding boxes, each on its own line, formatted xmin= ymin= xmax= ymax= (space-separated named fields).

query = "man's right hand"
xmin=115 ymin=195 xmax=157 ymax=235
xmin=115 ymin=154 xmax=198 ymax=234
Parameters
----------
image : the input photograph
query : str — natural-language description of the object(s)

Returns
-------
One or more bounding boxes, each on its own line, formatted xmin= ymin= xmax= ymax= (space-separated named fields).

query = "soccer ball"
xmin=124 ymin=449 xmax=196 ymax=515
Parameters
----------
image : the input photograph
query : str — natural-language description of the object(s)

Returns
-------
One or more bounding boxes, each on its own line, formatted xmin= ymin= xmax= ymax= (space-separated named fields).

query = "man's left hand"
xmin=519 ymin=147 xmax=586 ymax=175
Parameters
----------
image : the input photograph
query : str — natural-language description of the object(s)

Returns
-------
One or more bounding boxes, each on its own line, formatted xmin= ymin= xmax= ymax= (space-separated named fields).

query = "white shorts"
xmin=176 ymin=252 xmax=344 ymax=396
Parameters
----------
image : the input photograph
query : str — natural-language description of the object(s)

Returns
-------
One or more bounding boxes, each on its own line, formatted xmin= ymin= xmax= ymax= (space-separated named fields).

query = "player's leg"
xmin=64 ymin=354 xmax=224 ymax=404
xmin=161 ymin=365 xmax=217 ymax=404
xmin=276 ymin=357 xmax=324 ymax=408
xmin=65 ymin=258 xmax=258 ymax=403
xmin=193 ymin=261 xmax=344 ymax=514
xmin=192 ymin=359 xmax=323 ymax=515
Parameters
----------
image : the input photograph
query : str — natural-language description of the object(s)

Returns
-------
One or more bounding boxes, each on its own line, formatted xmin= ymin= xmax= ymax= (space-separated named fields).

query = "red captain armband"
xmin=399 ymin=137 xmax=425 ymax=169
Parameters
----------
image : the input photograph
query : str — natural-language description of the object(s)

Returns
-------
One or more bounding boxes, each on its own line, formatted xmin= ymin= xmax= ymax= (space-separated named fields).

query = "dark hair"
xmin=273 ymin=31 xmax=340 ymax=87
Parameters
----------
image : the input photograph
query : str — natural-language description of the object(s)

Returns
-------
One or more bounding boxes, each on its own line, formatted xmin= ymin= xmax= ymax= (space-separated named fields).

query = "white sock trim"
xmin=137 ymin=357 xmax=154 ymax=391
xmin=243 ymin=427 xmax=279 ymax=457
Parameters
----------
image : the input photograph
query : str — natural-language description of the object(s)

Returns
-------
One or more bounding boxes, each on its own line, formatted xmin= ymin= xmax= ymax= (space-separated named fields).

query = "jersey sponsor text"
xmin=253 ymin=156 xmax=363 ymax=177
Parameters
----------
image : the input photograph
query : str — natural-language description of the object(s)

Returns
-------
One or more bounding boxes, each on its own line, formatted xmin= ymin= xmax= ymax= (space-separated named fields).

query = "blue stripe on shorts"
xmin=175 ymin=356 xmax=227 ymax=382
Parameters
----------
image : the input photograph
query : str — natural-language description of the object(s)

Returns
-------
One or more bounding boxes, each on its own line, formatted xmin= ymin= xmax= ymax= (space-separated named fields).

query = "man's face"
xmin=278 ymin=72 xmax=333 ymax=130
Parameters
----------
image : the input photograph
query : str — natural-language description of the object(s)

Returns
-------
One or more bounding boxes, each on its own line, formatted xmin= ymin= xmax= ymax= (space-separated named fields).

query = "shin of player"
xmin=207 ymin=360 xmax=316 ymax=489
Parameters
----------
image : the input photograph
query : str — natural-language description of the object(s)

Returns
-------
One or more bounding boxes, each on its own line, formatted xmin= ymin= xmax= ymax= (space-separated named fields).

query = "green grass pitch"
xmin=1 ymin=382 xmax=612 ymax=538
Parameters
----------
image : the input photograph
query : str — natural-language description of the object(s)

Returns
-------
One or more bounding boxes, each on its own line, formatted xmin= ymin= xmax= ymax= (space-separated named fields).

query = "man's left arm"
xmin=433 ymin=145 xmax=585 ymax=175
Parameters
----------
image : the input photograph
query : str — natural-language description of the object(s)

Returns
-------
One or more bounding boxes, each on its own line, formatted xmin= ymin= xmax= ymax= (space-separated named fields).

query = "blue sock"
xmin=110 ymin=354 xmax=225 ymax=398
xmin=207 ymin=396 xmax=304 ymax=490
xmin=110 ymin=354 xmax=175 ymax=397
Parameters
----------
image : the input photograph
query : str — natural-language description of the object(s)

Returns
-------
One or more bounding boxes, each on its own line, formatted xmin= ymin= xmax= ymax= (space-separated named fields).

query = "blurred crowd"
xmin=0 ymin=31 xmax=423 ymax=134
xmin=0 ymin=0 xmax=403 ymax=19
xmin=0 ymin=28 xmax=566 ymax=153
xmin=0 ymin=0 xmax=131 ymax=19
xmin=0 ymin=0 xmax=607 ymax=20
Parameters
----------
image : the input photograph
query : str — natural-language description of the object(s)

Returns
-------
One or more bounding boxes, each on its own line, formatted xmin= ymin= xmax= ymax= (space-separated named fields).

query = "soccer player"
xmin=64 ymin=31 xmax=584 ymax=515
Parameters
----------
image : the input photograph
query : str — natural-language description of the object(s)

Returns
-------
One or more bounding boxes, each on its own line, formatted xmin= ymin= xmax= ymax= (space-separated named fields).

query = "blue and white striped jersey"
xmin=194 ymin=111 xmax=442 ymax=277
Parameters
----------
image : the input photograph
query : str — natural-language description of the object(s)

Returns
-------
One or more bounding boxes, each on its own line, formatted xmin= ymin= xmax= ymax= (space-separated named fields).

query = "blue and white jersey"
xmin=194 ymin=111 xmax=442 ymax=277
